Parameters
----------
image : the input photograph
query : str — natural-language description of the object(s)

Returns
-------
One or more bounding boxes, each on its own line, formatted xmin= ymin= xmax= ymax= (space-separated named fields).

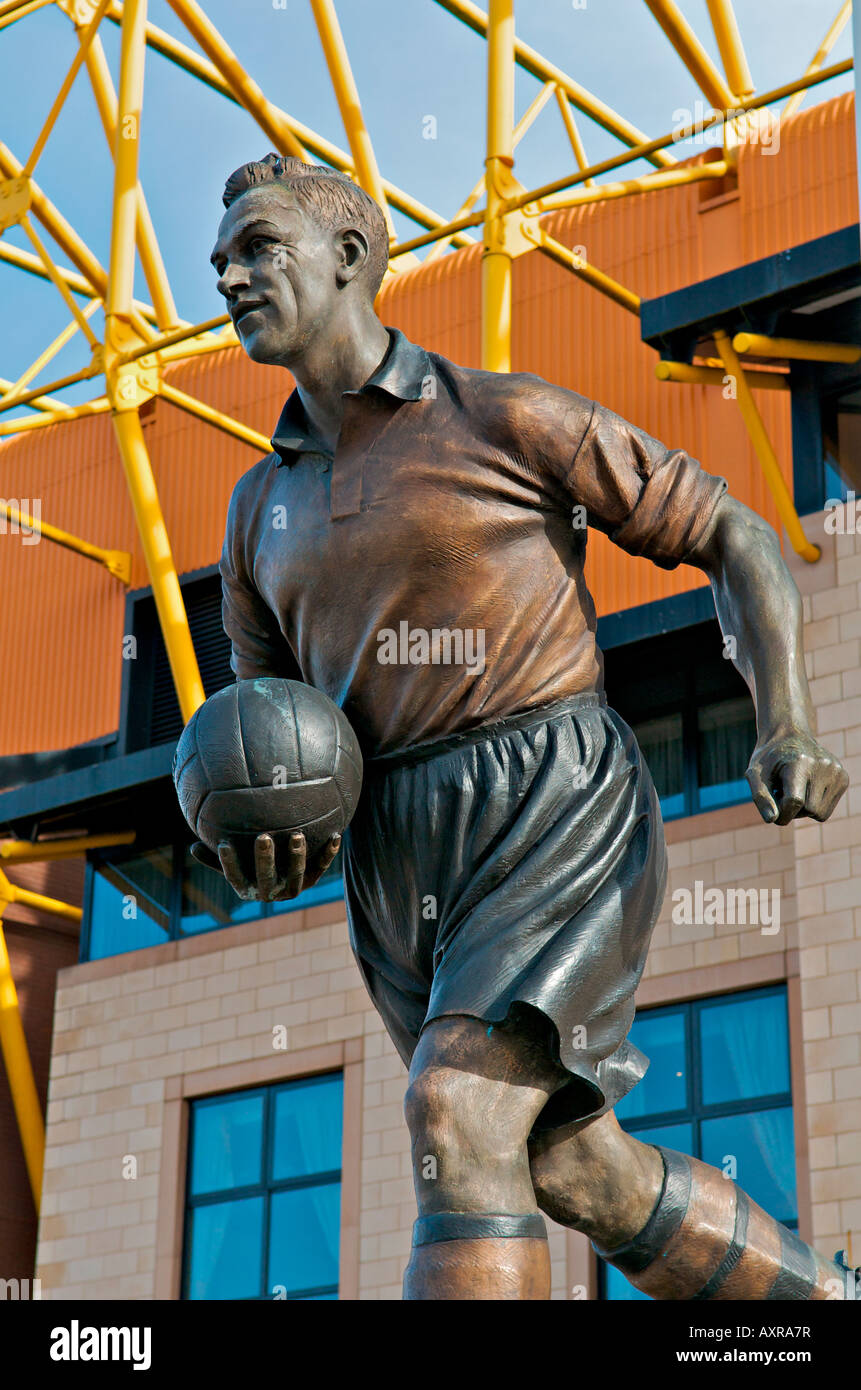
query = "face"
xmin=210 ymin=185 xmax=347 ymax=366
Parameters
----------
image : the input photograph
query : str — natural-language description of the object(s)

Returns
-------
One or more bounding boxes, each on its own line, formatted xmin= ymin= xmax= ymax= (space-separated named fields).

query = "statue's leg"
xmin=401 ymin=1014 xmax=569 ymax=1301
xmin=530 ymin=1110 xmax=858 ymax=1300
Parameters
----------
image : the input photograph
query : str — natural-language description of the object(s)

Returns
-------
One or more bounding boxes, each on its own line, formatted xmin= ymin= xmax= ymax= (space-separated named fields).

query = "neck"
xmin=288 ymin=304 xmax=390 ymax=448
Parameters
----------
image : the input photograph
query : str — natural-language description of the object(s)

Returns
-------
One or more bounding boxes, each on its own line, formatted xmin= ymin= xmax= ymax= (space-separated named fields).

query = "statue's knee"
xmin=530 ymin=1146 xmax=594 ymax=1229
xmin=404 ymin=1069 xmax=520 ymax=1172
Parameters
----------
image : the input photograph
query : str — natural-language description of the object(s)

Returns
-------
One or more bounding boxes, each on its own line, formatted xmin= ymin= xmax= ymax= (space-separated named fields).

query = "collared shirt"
xmin=220 ymin=327 xmax=727 ymax=758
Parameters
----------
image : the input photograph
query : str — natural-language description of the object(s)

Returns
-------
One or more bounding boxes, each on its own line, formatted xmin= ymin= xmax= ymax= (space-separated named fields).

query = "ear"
xmin=335 ymin=227 xmax=370 ymax=286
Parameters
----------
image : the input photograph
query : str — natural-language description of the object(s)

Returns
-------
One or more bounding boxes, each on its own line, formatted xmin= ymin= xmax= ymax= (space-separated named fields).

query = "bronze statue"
xmin=198 ymin=152 xmax=855 ymax=1300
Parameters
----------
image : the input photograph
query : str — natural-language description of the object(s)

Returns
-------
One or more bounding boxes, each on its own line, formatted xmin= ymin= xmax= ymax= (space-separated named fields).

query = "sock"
xmin=402 ymin=1212 xmax=550 ymax=1301
xmin=594 ymin=1147 xmax=859 ymax=1301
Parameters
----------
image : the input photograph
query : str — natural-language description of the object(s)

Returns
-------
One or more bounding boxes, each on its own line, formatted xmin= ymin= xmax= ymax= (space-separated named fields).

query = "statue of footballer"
xmin=192 ymin=152 xmax=857 ymax=1301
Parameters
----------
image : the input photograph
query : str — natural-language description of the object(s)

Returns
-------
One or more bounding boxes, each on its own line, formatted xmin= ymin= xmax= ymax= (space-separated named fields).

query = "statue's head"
xmin=210 ymin=154 xmax=389 ymax=366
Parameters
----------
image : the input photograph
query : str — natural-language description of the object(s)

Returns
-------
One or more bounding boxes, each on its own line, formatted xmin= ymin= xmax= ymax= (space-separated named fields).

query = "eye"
xmin=248 ymin=236 xmax=274 ymax=256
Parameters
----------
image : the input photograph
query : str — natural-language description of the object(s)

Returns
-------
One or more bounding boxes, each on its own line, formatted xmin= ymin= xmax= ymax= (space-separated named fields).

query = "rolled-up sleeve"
xmin=568 ymin=403 xmax=728 ymax=570
xmin=220 ymin=477 xmax=301 ymax=680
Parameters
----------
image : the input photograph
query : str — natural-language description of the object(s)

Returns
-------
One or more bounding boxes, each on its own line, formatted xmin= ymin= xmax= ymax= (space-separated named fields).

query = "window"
xmin=84 ymin=842 xmax=344 ymax=961
xmin=822 ymin=381 xmax=861 ymax=503
xmin=600 ymin=986 xmax=796 ymax=1301
xmin=603 ymin=620 xmax=756 ymax=820
xmin=184 ymin=1074 xmax=343 ymax=1300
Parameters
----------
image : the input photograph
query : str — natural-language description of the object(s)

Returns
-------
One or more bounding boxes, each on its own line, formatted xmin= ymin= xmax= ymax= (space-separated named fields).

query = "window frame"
xmin=182 ymin=1073 xmax=344 ymax=1302
xmin=81 ymin=841 xmax=344 ymax=962
xmin=599 ymin=983 xmax=797 ymax=1300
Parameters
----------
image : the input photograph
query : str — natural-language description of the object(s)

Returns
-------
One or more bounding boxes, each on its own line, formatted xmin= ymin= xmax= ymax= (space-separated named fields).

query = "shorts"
xmin=342 ymin=692 xmax=668 ymax=1133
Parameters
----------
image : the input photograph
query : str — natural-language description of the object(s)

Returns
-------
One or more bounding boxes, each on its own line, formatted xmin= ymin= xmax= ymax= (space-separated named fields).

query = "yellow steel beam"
xmin=554 ymin=86 xmax=594 ymax=188
xmin=0 ymin=898 xmax=43 ymax=1211
xmin=499 ymin=58 xmax=853 ymax=218
xmin=157 ymin=379 xmax=272 ymax=453
xmin=733 ymin=332 xmax=861 ymax=365
xmin=112 ymin=408 xmax=205 ymax=723
xmin=0 ymin=500 xmax=131 ymax=581
xmin=0 ymin=375 xmax=66 ymax=412
xmin=119 ymin=311 xmax=231 ymax=364
xmin=0 ymin=239 xmax=159 ymax=324
xmin=0 ymin=296 xmax=100 ymax=407
xmin=0 ymin=141 xmax=108 ymax=299
xmin=535 ymin=231 xmax=641 ymax=316
xmin=20 ymin=217 xmax=101 ymax=349
xmin=537 ymin=158 xmax=728 ymax=213
xmin=103 ymin=3 xmax=476 ymax=249
xmin=705 ymin=0 xmax=754 ymax=100
xmin=83 ymin=30 xmax=180 ymax=329
xmin=482 ymin=0 xmax=515 ymax=372
xmin=0 ymin=833 xmax=136 ymax=863
xmin=22 ymin=0 xmax=110 ymax=177
xmin=157 ymin=325 xmax=237 ymax=364
xmin=309 ymin=0 xmax=393 ymax=233
xmin=0 ymin=395 xmax=110 ymax=435
xmin=425 ymin=81 xmax=556 ymax=264
xmin=165 ymin=0 xmax=307 ymax=160
xmin=784 ymin=1 xmax=851 ymax=119
xmin=656 ymin=360 xmax=788 ymax=391
xmin=433 ymin=0 xmax=675 ymax=168
xmin=106 ymin=0 xmax=205 ymax=725
xmin=714 ymin=330 xmax=819 ymax=563
xmin=0 ymin=0 xmax=49 ymax=17
xmin=0 ymin=0 xmax=51 ymax=30
xmin=2 ymin=882 xmax=83 ymax=924
xmin=645 ymin=0 xmax=735 ymax=109
xmin=0 ymin=362 xmax=101 ymax=416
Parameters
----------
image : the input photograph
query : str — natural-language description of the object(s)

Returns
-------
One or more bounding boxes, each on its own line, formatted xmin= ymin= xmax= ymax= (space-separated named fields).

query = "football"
xmin=172 ymin=677 xmax=363 ymax=877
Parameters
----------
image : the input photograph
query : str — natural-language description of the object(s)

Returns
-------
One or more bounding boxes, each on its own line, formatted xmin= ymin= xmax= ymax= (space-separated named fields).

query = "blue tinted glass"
xmin=615 ymin=1011 xmax=686 ymax=1122
xmin=634 ymin=1121 xmax=693 ymax=1153
xmin=604 ymin=1262 xmax=652 ymax=1302
xmin=268 ymin=1183 xmax=341 ymax=1295
xmin=180 ymin=846 xmax=262 ymax=935
xmin=87 ymin=850 xmax=173 ymax=959
xmin=272 ymin=1075 xmax=343 ymax=1181
xmin=187 ymin=1196 xmax=264 ymax=1299
xmin=602 ymin=1121 xmax=693 ymax=1300
xmin=660 ymin=791 xmax=687 ymax=820
xmin=191 ymin=1094 xmax=264 ymax=1195
xmin=701 ymin=1107 xmax=797 ymax=1224
xmin=698 ymin=778 xmax=750 ymax=811
xmin=700 ymin=992 xmax=790 ymax=1105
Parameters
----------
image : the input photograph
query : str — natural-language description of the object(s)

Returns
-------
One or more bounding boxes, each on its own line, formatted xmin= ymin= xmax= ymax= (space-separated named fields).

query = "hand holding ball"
xmin=173 ymin=678 xmax=363 ymax=901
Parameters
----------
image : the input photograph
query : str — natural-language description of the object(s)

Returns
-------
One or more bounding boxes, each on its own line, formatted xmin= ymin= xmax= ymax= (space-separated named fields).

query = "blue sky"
xmin=0 ymin=0 xmax=853 ymax=405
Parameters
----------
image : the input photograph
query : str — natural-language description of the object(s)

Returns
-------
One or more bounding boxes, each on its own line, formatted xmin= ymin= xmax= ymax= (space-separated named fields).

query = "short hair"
xmin=223 ymin=154 xmax=389 ymax=295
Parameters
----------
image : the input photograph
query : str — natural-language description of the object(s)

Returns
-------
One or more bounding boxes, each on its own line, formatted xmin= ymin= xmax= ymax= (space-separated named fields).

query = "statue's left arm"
xmin=684 ymin=493 xmax=848 ymax=825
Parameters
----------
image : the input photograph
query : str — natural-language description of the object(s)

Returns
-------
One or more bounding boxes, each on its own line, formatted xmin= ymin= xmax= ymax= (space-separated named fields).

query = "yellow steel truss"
xmin=0 ymin=0 xmax=853 ymax=1211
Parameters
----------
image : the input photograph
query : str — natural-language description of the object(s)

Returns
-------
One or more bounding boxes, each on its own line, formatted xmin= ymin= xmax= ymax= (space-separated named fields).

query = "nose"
xmin=216 ymin=261 xmax=251 ymax=302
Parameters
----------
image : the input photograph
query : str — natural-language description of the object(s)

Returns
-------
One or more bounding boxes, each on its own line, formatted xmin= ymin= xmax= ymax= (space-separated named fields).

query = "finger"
xmin=773 ymin=760 xmax=809 ymax=825
xmin=807 ymin=761 xmax=849 ymax=823
xmin=303 ymin=833 xmax=342 ymax=890
xmin=284 ymin=831 xmax=307 ymax=899
xmin=190 ymin=841 xmax=222 ymax=873
xmin=317 ymin=833 xmax=342 ymax=874
xmin=254 ymin=833 xmax=280 ymax=901
xmin=746 ymin=764 xmax=779 ymax=823
xmin=218 ymin=841 xmax=256 ymax=900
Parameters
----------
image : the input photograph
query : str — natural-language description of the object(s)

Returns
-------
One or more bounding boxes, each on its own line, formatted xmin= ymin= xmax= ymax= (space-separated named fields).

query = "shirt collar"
xmin=271 ymin=327 xmax=431 ymax=465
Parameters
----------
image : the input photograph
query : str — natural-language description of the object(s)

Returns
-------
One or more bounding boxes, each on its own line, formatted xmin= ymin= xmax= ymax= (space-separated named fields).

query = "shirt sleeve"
xmin=491 ymin=375 xmax=728 ymax=571
xmin=219 ymin=474 xmax=302 ymax=681
xmin=569 ymin=401 xmax=728 ymax=570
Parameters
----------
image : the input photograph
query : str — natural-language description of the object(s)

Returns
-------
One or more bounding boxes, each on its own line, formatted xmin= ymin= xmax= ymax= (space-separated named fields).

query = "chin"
xmin=242 ymin=332 xmax=286 ymax=366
